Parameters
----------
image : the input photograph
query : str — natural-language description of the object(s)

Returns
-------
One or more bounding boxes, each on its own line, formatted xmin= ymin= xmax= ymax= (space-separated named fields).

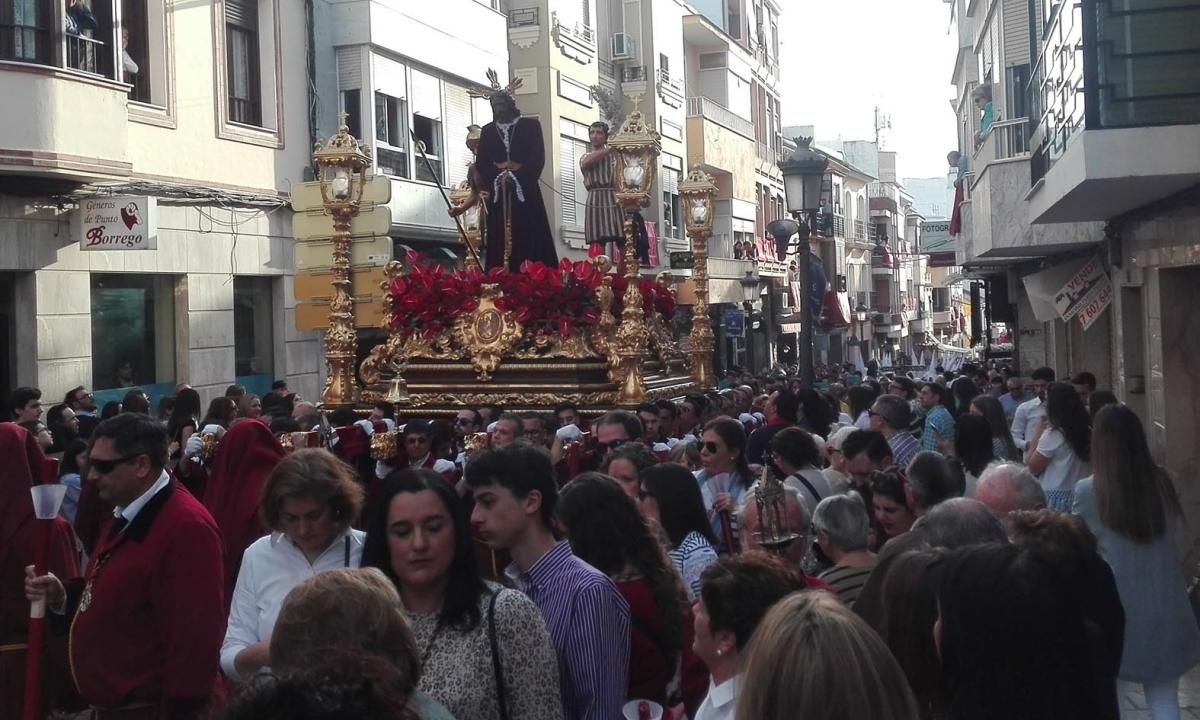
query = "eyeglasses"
xmin=700 ymin=441 xmax=723 ymax=454
xmin=596 ymin=438 xmax=629 ymax=453
xmin=89 ymin=453 xmax=144 ymax=475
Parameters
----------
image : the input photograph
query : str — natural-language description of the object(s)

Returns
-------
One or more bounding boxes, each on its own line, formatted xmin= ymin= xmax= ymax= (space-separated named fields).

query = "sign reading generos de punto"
xmin=78 ymin=196 xmax=158 ymax=251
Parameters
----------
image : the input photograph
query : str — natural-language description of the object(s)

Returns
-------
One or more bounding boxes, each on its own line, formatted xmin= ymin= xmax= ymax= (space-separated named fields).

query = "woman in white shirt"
xmin=221 ymin=449 xmax=367 ymax=680
xmin=1026 ymin=382 xmax=1091 ymax=511
xmin=692 ymin=553 xmax=808 ymax=720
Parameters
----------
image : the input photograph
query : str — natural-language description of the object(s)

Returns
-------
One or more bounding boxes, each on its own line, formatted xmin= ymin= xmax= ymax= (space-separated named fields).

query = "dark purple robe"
xmin=472 ymin=116 xmax=559 ymax=271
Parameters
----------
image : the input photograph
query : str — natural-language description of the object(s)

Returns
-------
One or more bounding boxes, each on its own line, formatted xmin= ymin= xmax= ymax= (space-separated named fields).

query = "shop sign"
xmin=79 ymin=196 xmax=158 ymax=251
xmin=669 ymin=251 xmax=693 ymax=269
xmin=1075 ymin=272 xmax=1113 ymax=331
xmin=724 ymin=310 xmax=745 ymax=338
xmin=1054 ymin=255 xmax=1110 ymax=323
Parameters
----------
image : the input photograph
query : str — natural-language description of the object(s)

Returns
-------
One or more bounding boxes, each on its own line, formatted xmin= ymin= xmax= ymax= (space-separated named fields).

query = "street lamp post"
xmin=778 ymin=137 xmax=829 ymax=386
xmin=680 ymin=166 xmax=719 ymax=389
xmin=739 ymin=269 xmax=760 ymax=372
xmin=313 ymin=114 xmax=373 ymax=406
xmin=608 ymin=108 xmax=661 ymax=404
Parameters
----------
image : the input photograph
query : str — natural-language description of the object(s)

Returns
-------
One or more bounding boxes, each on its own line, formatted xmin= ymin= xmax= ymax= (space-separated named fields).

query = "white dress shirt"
xmin=1011 ymin=397 xmax=1046 ymax=451
xmin=695 ymin=675 xmax=738 ymax=720
xmin=220 ymin=529 xmax=365 ymax=679
xmin=113 ymin=470 xmax=170 ymax=525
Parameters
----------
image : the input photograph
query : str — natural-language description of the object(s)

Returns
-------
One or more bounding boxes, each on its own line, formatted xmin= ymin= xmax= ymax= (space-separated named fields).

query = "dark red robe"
xmin=64 ymin=480 xmax=224 ymax=716
xmin=200 ymin=419 xmax=286 ymax=610
xmin=472 ymin=116 xmax=559 ymax=271
xmin=0 ymin=424 xmax=80 ymax=719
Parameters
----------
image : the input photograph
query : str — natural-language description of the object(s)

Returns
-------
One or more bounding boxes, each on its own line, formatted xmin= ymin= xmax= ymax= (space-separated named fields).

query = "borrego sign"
xmin=78 ymin=196 xmax=158 ymax=251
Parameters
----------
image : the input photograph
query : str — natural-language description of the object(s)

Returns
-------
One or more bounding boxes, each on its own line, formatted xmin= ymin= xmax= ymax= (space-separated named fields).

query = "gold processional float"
xmin=306 ymin=106 xmax=720 ymax=418
xmin=300 ymin=100 xmax=799 ymax=553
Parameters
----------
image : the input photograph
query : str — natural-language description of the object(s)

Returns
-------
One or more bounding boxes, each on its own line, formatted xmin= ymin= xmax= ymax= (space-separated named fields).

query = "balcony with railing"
xmin=686 ymin=97 xmax=755 ymax=140
xmin=0 ymin=12 xmax=132 ymax=181
xmin=551 ymin=11 xmax=595 ymax=61
xmin=1027 ymin=0 xmax=1200 ymax=224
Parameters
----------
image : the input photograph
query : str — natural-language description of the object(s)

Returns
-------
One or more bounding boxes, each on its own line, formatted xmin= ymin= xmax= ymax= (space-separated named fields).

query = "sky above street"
xmin=779 ymin=0 xmax=957 ymax=179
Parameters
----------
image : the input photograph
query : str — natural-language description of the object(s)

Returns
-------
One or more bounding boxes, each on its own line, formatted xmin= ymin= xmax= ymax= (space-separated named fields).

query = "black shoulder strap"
xmin=488 ymin=590 xmax=510 ymax=720
xmin=792 ymin=472 xmax=821 ymax=507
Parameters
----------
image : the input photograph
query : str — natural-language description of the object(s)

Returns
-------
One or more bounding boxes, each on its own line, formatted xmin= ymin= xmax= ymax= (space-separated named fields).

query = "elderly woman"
xmin=220 ymin=448 xmax=366 ymax=680
xmin=692 ymin=552 xmax=808 ymax=720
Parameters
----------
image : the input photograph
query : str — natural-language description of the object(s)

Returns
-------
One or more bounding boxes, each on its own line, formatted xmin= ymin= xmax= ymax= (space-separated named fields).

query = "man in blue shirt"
xmin=467 ymin=443 xmax=629 ymax=720
xmin=919 ymin=382 xmax=956 ymax=452
xmin=998 ymin=376 xmax=1030 ymax=422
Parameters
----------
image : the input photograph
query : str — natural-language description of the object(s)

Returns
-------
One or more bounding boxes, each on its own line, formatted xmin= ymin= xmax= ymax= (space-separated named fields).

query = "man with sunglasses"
xmin=25 ymin=413 xmax=224 ymax=719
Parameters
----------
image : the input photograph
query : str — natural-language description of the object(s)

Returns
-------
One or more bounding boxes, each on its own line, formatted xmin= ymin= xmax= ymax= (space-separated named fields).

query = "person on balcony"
xmin=451 ymin=70 xmax=558 ymax=272
xmin=973 ymin=84 xmax=995 ymax=141
xmin=65 ymin=0 xmax=98 ymax=70
xmin=580 ymin=121 xmax=624 ymax=259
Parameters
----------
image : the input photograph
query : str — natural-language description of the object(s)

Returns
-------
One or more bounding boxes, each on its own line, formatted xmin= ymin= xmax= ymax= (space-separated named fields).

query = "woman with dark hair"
xmin=1088 ymin=390 xmax=1119 ymax=422
xmin=99 ymin=400 xmax=121 ymax=420
xmin=57 ymin=437 xmax=89 ymax=524
xmin=870 ymin=470 xmax=916 ymax=550
xmin=848 ymin=385 xmax=877 ymax=431
xmin=559 ymin=473 xmax=687 ymax=706
xmin=601 ymin=441 xmax=659 ymax=500
xmin=769 ymin=427 xmax=832 ymax=513
xmin=639 ymin=463 xmax=719 ymax=600
xmin=950 ymin=414 xmax=996 ymax=497
xmin=201 ymin=395 xmax=238 ymax=430
xmin=693 ymin=552 xmax=807 ymax=719
xmin=1027 ymin=382 xmax=1091 ymax=510
xmin=796 ymin=388 xmax=833 ymax=439
xmin=168 ymin=387 xmax=202 ymax=449
xmin=1073 ymin=404 xmax=1200 ymax=720
xmin=878 ymin=549 xmax=947 ymax=719
xmin=937 ymin=543 xmax=1106 ymax=720
xmin=969 ymin=395 xmax=1019 ymax=461
xmin=361 ymin=468 xmax=561 ymax=720
xmin=695 ymin=417 xmax=753 ymax=553
xmin=949 ymin=376 xmax=978 ymax=418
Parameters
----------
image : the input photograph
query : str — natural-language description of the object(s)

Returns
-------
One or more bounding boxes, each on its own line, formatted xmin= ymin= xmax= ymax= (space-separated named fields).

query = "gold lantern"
xmin=679 ymin=166 xmax=718 ymax=390
xmin=313 ymin=113 xmax=373 ymax=406
xmin=607 ymin=109 xmax=662 ymax=405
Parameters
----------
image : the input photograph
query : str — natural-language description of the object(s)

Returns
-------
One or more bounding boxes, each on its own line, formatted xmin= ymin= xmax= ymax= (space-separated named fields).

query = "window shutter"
xmin=337 ymin=47 xmax=362 ymax=91
xmin=444 ymin=83 xmax=473 ymax=187
xmin=225 ymin=0 xmax=257 ymax=30
xmin=1002 ymin=0 xmax=1030 ymax=65
xmin=559 ymin=136 xmax=577 ymax=225
xmin=372 ymin=54 xmax=407 ymax=101
xmin=409 ymin=69 xmax=441 ymax=120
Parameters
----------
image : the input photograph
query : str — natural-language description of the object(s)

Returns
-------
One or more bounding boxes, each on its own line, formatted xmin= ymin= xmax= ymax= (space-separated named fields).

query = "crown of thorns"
xmin=468 ymin=68 xmax=523 ymax=100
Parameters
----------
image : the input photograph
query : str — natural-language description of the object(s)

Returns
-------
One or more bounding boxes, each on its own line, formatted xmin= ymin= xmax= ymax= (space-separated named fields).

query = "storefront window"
xmin=90 ymin=274 xmax=176 ymax=401
xmin=233 ymin=277 xmax=275 ymax=397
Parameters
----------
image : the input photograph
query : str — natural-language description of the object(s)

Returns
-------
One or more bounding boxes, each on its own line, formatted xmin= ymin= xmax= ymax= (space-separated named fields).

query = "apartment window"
xmin=412 ymin=114 xmax=442 ymax=183
xmin=558 ymin=119 xmax=590 ymax=226
xmin=659 ymin=53 xmax=670 ymax=81
xmin=225 ymin=0 xmax=262 ymax=126
xmin=727 ymin=0 xmax=741 ymax=39
xmin=662 ymin=154 xmax=683 ymax=239
xmin=341 ymin=89 xmax=361 ymax=138
xmin=2 ymin=0 xmax=52 ymax=63
xmin=371 ymin=91 xmax=411 ymax=179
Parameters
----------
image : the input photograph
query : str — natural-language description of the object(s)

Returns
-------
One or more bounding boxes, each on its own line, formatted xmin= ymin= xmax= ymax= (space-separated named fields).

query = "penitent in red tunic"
xmin=67 ymin=480 xmax=224 ymax=715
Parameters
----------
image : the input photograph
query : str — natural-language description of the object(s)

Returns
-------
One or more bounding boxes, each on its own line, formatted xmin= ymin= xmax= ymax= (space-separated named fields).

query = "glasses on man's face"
xmin=700 ymin=441 xmax=723 ymax=454
xmin=596 ymin=438 xmax=629 ymax=453
xmin=90 ymin=453 xmax=143 ymax=475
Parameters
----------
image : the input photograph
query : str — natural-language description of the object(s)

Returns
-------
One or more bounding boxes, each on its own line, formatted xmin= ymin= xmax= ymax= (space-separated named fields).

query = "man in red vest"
xmin=25 ymin=414 xmax=224 ymax=719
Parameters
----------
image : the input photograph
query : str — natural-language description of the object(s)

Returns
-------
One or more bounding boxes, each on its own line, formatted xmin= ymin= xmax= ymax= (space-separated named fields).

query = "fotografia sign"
xmin=79 ymin=196 xmax=158 ymax=251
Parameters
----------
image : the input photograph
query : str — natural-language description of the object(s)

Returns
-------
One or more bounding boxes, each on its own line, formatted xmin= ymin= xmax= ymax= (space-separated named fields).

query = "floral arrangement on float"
xmin=387 ymin=251 xmax=675 ymax=339
xmin=364 ymin=251 xmax=681 ymax=382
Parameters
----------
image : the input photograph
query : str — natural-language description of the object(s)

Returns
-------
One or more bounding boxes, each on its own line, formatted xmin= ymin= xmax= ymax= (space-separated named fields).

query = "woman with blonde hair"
xmin=736 ymin=591 xmax=919 ymax=720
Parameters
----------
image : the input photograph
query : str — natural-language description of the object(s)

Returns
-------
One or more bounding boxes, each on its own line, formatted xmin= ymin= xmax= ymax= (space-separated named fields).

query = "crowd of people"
xmin=2 ymin=360 xmax=1198 ymax=720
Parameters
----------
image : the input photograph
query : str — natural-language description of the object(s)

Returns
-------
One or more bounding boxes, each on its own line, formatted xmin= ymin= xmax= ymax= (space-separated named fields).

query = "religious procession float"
xmin=306 ymin=70 xmax=723 ymax=420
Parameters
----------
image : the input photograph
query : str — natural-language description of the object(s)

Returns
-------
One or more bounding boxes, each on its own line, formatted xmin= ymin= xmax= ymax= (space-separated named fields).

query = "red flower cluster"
xmin=387 ymin=254 xmax=675 ymax=338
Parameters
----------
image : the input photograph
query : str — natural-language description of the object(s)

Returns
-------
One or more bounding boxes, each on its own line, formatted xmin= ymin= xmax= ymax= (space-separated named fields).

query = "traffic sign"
xmin=295 ymin=296 xmax=384 ymax=331
xmin=294 ymin=267 xmax=387 ymax=303
xmin=294 ymin=234 xmax=393 ymax=272
xmin=289 ymin=176 xmax=393 ymax=213
xmin=291 ymin=205 xmax=392 ymax=242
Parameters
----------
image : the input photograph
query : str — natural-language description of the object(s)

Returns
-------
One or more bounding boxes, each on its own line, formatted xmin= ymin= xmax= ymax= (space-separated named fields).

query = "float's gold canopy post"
xmin=680 ymin=166 xmax=718 ymax=390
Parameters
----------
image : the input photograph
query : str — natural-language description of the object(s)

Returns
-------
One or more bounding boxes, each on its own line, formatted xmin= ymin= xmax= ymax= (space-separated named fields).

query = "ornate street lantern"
xmin=608 ymin=109 xmax=662 ymax=404
xmin=679 ymin=166 xmax=719 ymax=390
xmin=777 ymin=138 xmax=829 ymax=385
xmin=312 ymin=114 xmax=373 ymax=406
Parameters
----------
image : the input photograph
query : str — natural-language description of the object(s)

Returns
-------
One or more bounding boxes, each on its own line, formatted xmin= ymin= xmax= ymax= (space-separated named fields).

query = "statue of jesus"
xmin=450 ymin=71 xmax=558 ymax=272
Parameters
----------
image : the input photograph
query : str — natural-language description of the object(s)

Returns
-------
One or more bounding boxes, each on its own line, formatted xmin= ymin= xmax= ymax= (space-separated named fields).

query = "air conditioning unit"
xmin=611 ymin=33 xmax=635 ymax=60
